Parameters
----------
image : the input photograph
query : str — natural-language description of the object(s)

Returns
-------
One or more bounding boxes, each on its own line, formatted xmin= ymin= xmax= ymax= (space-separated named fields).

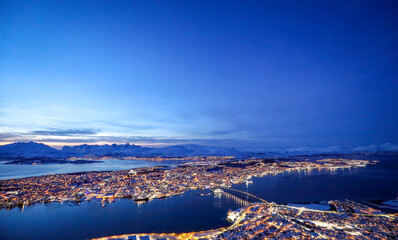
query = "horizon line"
xmin=1 ymin=141 xmax=398 ymax=153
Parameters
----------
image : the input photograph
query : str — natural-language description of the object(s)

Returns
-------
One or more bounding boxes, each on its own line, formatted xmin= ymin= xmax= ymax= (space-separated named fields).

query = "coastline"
xmin=0 ymin=158 xmax=371 ymax=209
xmin=92 ymin=200 xmax=398 ymax=240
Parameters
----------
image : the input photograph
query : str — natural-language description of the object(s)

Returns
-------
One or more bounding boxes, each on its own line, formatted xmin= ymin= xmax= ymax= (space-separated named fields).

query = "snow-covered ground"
xmin=381 ymin=199 xmax=398 ymax=210
xmin=287 ymin=203 xmax=330 ymax=211
xmin=382 ymin=199 xmax=398 ymax=207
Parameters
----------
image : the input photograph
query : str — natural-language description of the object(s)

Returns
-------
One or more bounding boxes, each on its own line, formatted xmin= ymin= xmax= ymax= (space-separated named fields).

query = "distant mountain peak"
xmin=5 ymin=141 xmax=395 ymax=159
xmin=0 ymin=141 xmax=60 ymax=158
xmin=0 ymin=141 xmax=247 ymax=159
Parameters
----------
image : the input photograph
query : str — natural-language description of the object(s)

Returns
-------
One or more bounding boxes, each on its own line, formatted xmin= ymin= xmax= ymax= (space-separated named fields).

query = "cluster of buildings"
xmin=2 ymin=156 xmax=395 ymax=239
xmin=329 ymin=199 xmax=383 ymax=214
xmin=94 ymin=200 xmax=397 ymax=240
xmin=0 ymin=158 xmax=370 ymax=209
xmin=217 ymin=202 xmax=397 ymax=240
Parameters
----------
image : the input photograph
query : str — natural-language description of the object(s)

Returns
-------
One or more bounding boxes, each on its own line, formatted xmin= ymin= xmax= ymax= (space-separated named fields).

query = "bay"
xmin=0 ymin=159 xmax=182 ymax=180
xmin=0 ymin=154 xmax=397 ymax=240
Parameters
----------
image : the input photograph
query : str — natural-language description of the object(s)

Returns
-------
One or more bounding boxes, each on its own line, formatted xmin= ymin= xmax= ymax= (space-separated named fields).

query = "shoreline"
xmin=92 ymin=200 xmax=398 ymax=240
xmin=0 ymin=158 xmax=371 ymax=209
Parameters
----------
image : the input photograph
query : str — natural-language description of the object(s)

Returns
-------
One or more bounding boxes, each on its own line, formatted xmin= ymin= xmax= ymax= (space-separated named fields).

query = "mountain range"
xmin=0 ymin=142 xmax=247 ymax=159
xmin=0 ymin=142 xmax=397 ymax=160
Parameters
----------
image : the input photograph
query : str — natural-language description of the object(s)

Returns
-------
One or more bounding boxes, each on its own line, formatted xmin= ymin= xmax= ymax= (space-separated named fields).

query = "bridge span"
xmin=216 ymin=190 xmax=252 ymax=206
xmin=215 ymin=187 xmax=271 ymax=207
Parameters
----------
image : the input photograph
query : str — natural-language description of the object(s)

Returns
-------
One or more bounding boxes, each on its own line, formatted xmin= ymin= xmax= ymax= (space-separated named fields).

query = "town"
xmin=2 ymin=157 xmax=397 ymax=239
xmin=92 ymin=199 xmax=398 ymax=240
xmin=0 ymin=158 xmax=371 ymax=209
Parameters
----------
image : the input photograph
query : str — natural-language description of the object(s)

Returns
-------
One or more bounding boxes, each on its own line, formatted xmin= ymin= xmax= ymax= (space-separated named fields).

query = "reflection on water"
xmin=280 ymin=166 xmax=356 ymax=176
xmin=214 ymin=191 xmax=222 ymax=208
xmin=0 ymin=154 xmax=397 ymax=240
xmin=219 ymin=191 xmax=251 ymax=207
xmin=0 ymin=190 xmax=242 ymax=240
xmin=234 ymin=155 xmax=398 ymax=203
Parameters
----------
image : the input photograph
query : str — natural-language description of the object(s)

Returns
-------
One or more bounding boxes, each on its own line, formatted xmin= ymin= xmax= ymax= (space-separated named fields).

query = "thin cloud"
xmin=94 ymin=120 xmax=156 ymax=130
xmin=29 ymin=128 xmax=101 ymax=136
xmin=0 ymin=132 xmax=19 ymax=141
xmin=1 ymin=135 xmax=250 ymax=148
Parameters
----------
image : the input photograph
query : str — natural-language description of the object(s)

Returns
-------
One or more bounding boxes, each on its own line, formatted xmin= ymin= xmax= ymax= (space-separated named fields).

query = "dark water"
xmin=233 ymin=154 xmax=398 ymax=203
xmin=0 ymin=191 xmax=242 ymax=240
xmin=0 ymin=159 xmax=182 ymax=180
xmin=0 ymin=154 xmax=397 ymax=240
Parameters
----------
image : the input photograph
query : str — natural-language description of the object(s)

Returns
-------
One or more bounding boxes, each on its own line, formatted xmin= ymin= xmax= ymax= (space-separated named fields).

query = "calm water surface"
xmin=0 ymin=154 xmax=397 ymax=240
xmin=0 ymin=191 xmax=241 ymax=240
xmin=234 ymin=154 xmax=398 ymax=203
xmin=0 ymin=159 xmax=181 ymax=180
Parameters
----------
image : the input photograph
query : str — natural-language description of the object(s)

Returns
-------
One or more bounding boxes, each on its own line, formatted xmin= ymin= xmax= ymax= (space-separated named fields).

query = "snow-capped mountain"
xmin=0 ymin=142 xmax=62 ymax=158
xmin=0 ymin=142 xmax=246 ymax=159
xmin=3 ymin=142 xmax=395 ymax=160
xmin=62 ymin=143 xmax=147 ymax=157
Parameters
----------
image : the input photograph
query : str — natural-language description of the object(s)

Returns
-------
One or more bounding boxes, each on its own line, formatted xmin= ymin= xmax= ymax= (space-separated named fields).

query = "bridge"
xmin=217 ymin=190 xmax=252 ymax=206
xmin=216 ymin=187 xmax=271 ymax=207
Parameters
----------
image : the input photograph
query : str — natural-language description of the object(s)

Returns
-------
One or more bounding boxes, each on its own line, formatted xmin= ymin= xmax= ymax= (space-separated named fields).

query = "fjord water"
xmin=0 ymin=154 xmax=397 ymax=240
xmin=0 ymin=159 xmax=181 ymax=180
xmin=0 ymin=191 xmax=242 ymax=240
xmin=234 ymin=154 xmax=398 ymax=203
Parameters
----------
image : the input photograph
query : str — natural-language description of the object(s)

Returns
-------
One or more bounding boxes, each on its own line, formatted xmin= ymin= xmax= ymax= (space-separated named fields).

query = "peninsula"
xmin=0 ymin=158 xmax=370 ymax=209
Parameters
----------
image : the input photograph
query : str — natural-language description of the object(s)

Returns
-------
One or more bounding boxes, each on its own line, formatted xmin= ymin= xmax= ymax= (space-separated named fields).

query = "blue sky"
xmin=1 ymin=1 xmax=397 ymax=149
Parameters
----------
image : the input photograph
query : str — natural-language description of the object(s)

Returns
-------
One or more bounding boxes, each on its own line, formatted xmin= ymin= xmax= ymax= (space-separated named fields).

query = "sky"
xmin=1 ymin=0 xmax=398 ymax=150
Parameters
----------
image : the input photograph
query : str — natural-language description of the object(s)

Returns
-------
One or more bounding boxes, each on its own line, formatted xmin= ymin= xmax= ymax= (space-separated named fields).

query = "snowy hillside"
xmin=0 ymin=142 xmax=62 ymax=158
xmin=62 ymin=143 xmax=147 ymax=157
xmin=0 ymin=142 xmax=246 ymax=159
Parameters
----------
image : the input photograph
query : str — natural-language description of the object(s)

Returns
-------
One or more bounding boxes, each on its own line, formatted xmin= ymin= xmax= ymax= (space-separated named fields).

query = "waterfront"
xmin=0 ymin=190 xmax=243 ymax=240
xmin=234 ymin=154 xmax=398 ymax=203
xmin=0 ymin=158 xmax=367 ymax=209
xmin=0 ymin=154 xmax=397 ymax=240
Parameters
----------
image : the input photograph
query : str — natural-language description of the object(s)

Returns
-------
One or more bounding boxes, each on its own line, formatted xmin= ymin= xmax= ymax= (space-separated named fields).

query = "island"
xmin=1 ymin=157 xmax=397 ymax=239
xmin=0 ymin=158 xmax=371 ymax=209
